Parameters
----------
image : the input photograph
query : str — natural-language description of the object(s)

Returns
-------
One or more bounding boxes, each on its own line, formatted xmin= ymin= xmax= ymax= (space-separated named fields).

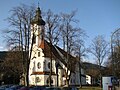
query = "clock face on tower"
xmin=37 ymin=62 xmax=41 ymax=69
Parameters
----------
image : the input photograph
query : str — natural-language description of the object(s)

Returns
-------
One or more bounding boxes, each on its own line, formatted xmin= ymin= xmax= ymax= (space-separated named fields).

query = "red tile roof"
xmin=39 ymin=40 xmax=44 ymax=49
xmin=38 ymin=40 xmax=77 ymax=72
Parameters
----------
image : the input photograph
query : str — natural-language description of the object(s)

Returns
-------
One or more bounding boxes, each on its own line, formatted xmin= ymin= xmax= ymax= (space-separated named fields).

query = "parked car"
xmin=8 ymin=85 xmax=23 ymax=90
xmin=18 ymin=86 xmax=29 ymax=90
xmin=0 ymin=84 xmax=13 ymax=90
xmin=45 ymin=87 xmax=61 ymax=90
xmin=29 ymin=86 xmax=46 ymax=90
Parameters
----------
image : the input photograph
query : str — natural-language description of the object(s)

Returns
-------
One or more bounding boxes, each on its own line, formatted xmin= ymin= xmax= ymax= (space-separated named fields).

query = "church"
xmin=28 ymin=6 xmax=86 ymax=86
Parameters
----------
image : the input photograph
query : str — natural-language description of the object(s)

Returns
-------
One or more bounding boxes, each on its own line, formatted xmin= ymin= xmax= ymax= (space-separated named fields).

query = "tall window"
xmin=48 ymin=62 xmax=50 ymax=69
xmin=38 ymin=52 xmax=40 ymax=57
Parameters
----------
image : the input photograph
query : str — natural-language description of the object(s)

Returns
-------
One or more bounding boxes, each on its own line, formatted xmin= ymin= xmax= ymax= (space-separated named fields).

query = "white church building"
xmin=28 ymin=6 xmax=86 ymax=86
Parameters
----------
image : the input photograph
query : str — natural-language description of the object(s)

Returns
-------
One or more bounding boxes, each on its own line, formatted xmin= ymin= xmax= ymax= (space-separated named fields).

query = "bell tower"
xmin=30 ymin=6 xmax=45 ymax=47
xmin=29 ymin=6 xmax=46 ymax=85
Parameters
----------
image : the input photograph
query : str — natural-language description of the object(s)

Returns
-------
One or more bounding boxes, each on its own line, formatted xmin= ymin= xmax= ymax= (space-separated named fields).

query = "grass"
xmin=79 ymin=86 xmax=102 ymax=90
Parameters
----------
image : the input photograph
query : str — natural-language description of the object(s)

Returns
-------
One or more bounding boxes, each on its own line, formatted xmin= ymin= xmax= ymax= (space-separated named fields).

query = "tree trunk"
xmin=79 ymin=62 xmax=82 ymax=88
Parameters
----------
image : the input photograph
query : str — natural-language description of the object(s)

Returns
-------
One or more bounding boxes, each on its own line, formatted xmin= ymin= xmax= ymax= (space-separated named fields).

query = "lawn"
xmin=79 ymin=86 xmax=102 ymax=90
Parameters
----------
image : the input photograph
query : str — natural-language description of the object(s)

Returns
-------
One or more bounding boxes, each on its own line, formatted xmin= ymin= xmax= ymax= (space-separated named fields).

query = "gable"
xmin=38 ymin=40 xmax=78 ymax=72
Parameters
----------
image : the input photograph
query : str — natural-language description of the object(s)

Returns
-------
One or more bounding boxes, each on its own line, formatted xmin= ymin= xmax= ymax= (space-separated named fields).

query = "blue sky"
xmin=0 ymin=0 xmax=120 ymax=55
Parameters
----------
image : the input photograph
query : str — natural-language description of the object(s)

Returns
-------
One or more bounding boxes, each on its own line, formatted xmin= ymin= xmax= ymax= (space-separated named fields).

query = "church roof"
xmin=39 ymin=40 xmax=65 ymax=63
xmin=39 ymin=40 xmax=77 ymax=71
xmin=55 ymin=46 xmax=77 ymax=71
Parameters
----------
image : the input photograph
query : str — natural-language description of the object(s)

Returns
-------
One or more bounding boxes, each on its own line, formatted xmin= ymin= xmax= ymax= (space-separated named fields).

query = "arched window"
xmin=46 ymin=77 xmax=53 ymax=85
xmin=37 ymin=62 xmax=41 ymax=69
xmin=48 ymin=62 xmax=50 ymax=69
xmin=38 ymin=52 xmax=40 ymax=57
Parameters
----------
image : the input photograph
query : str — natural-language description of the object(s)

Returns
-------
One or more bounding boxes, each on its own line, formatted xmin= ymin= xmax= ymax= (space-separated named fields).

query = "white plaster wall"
xmin=86 ymin=75 xmax=91 ymax=84
xmin=29 ymin=45 xmax=45 ymax=85
xmin=58 ymin=69 xmax=64 ymax=86
xmin=34 ymin=75 xmax=45 ymax=86
xmin=29 ymin=75 xmax=45 ymax=86
xmin=29 ymin=47 xmax=58 ymax=86
xmin=29 ymin=75 xmax=35 ymax=85
xmin=30 ymin=48 xmax=42 ymax=68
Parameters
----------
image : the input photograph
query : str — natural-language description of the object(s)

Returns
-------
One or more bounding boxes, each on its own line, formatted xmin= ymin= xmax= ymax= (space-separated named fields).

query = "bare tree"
xmin=59 ymin=11 xmax=85 ymax=86
xmin=88 ymin=35 xmax=109 ymax=84
xmin=42 ymin=9 xmax=61 ymax=86
xmin=2 ymin=4 xmax=35 ymax=86
xmin=2 ymin=4 xmax=87 ymax=86
xmin=44 ymin=9 xmax=60 ymax=45
xmin=1 ymin=51 xmax=23 ymax=84
xmin=60 ymin=10 xmax=78 ymax=52
xmin=110 ymin=29 xmax=120 ymax=78
xmin=74 ymin=39 xmax=87 ymax=87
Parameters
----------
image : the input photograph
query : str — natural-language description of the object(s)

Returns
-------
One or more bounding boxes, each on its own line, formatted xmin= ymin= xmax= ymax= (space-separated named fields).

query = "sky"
xmin=0 ymin=0 xmax=120 ymax=62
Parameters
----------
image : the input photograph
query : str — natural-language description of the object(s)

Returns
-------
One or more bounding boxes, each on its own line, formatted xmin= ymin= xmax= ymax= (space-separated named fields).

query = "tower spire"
xmin=31 ymin=4 xmax=45 ymax=25
xmin=38 ymin=2 xmax=39 ymax=8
